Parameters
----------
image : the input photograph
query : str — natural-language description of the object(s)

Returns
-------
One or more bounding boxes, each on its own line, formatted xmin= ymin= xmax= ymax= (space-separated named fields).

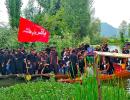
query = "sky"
xmin=0 ymin=0 xmax=130 ymax=28
xmin=94 ymin=0 xmax=130 ymax=28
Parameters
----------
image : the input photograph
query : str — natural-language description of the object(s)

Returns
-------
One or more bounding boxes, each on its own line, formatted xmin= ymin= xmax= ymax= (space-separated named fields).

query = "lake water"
xmin=108 ymin=45 xmax=121 ymax=52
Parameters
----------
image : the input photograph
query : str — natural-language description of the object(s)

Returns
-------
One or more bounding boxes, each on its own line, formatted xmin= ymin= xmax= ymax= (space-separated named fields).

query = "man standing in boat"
xmin=69 ymin=49 xmax=78 ymax=79
xmin=49 ymin=46 xmax=59 ymax=74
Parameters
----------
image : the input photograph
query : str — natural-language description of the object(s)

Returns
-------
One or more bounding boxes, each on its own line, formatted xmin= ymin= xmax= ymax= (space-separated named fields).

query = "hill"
xmin=101 ymin=23 xmax=118 ymax=37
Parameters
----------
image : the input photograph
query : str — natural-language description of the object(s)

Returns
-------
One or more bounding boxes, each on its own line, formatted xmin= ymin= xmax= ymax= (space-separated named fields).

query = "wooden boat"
xmin=95 ymin=51 xmax=130 ymax=81
xmin=53 ymin=51 xmax=130 ymax=83
xmin=99 ymin=70 xmax=130 ymax=81
xmin=0 ymin=74 xmax=69 ymax=81
xmin=57 ymin=77 xmax=82 ymax=84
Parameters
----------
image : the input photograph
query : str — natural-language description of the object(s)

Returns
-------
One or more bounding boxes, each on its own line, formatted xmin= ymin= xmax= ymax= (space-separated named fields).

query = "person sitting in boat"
xmin=122 ymin=47 xmax=129 ymax=54
xmin=36 ymin=59 xmax=50 ymax=74
xmin=122 ymin=47 xmax=129 ymax=69
xmin=102 ymin=43 xmax=109 ymax=52
xmin=58 ymin=60 xmax=66 ymax=74
xmin=110 ymin=49 xmax=120 ymax=64
xmin=101 ymin=57 xmax=114 ymax=75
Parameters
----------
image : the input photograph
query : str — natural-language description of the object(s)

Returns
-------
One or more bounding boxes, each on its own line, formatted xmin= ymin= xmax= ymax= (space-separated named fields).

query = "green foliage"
xmin=34 ymin=0 xmax=95 ymax=49
xmin=0 ymin=77 xmax=129 ymax=100
xmin=108 ymin=38 xmax=121 ymax=45
xmin=36 ymin=7 xmax=68 ymax=36
xmin=128 ymin=23 xmax=130 ymax=38
xmin=23 ymin=0 xmax=39 ymax=20
xmin=119 ymin=21 xmax=127 ymax=48
xmin=5 ymin=0 xmax=22 ymax=28
xmin=89 ymin=18 xmax=101 ymax=44
xmin=0 ymin=28 xmax=19 ymax=48
xmin=37 ymin=0 xmax=61 ymax=15
xmin=62 ymin=0 xmax=92 ymax=38
xmin=3 ymin=0 xmax=99 ymax=50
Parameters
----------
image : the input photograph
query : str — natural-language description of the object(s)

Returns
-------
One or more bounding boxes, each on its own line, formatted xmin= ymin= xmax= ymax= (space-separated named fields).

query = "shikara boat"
xmin=99 ymin=70 xmax=130 ymax=81
xmin=58 ymin=51 xmax=130 ymax=83
xmin=95 ymin=51 xmax=130 ymax=81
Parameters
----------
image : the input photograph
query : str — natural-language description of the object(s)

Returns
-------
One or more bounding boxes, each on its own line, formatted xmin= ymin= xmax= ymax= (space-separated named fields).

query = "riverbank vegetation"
xmin=0 ymin=77 xmax=129 ymax=100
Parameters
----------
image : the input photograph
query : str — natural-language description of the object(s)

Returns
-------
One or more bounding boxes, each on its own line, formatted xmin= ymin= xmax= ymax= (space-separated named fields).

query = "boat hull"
xmin=99 ymin=70 xmax=130 ymax=81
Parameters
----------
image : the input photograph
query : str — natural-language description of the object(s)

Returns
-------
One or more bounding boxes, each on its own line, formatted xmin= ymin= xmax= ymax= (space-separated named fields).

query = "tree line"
xmin=2 ymin=0 xmax=101 ymax=50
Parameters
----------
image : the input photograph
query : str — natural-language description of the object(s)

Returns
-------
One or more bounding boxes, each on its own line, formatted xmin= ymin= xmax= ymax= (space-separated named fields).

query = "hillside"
xmin=101 ymin=23 xmax=118 ymax=37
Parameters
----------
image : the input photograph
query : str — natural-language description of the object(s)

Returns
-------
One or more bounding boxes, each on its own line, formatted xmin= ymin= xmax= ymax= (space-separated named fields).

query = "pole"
xmin=94 ymin=54 xmax=102 ymax=100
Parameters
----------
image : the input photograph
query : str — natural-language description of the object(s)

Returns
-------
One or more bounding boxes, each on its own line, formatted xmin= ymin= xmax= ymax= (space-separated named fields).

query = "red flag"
xmin=18 ymin=17 xmax=50 ymax=43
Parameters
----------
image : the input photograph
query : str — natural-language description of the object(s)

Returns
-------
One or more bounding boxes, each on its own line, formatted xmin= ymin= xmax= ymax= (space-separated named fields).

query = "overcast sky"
xmin=0 ymin=0 xmax=130 ymax=28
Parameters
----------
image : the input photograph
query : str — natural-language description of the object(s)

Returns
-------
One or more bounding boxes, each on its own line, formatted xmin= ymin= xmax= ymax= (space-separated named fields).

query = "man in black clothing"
xmin=69 ymin=49 xmax=78 ymax=79
xmin=9 ymin=52 xmax=16 ymax=74
xmin=122 ymin=47 xmax=129 ymax=54
xmin=26 ymin=50 xmax=38 ymax=74
xmin=61 ymin=48 xmax=65 ymax=58
xmin=45 ymin=45 xmax=51 ymax=55
xmin=49 ymin=47 xmax=59 ymax=74
xmin=78 ymin=54 xmax=85 ymax=75
xmin=0 ymin=51 xmax=5 ymax=75
xmin=15 ymin=50 xmax=25 ymax=74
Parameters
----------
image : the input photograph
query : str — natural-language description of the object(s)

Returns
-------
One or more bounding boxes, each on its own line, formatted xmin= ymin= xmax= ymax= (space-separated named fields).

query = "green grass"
xmin=0 ymin=77 xmax=129 ymax=100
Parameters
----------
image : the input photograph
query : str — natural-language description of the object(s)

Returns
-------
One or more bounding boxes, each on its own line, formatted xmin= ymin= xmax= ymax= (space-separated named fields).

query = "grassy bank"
xmin=0 ymin=77 xmax=129 ymax=100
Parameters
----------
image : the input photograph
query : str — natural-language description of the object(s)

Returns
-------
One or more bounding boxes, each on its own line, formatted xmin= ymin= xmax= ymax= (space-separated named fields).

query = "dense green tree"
xmin=36 ymin=0 xmax=93 ymax=38
xmin=119 ymin=20 xmax=127 ymax=47
xmin=128 ymin=23 xmax=130 ymax=38
xmin=5 ymin=0 xmax=22 ymax=28
xmin=35 ymin=7 xmax=68 ymax=36
xmin=24 ymin=0 xmax=36 ymax=20
xmin=0 ymin=28 xmax=18 ymax=48
xmin=62 ymin=0 xmax=93 ymax=38
xmin=35 ymin=0 xmax=93 ymax=47
xmin=37 ymin=0 xmax=61 ymax=15
xmin=90 ymin=18 xmax=101 ymax=44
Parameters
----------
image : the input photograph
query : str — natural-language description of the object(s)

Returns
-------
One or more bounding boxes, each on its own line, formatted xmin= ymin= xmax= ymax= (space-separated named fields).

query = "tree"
xmin=35 ymin=0 xmax=93 ymax=48
xmin=35 ymin=7 xmax=68 ymax=36
xmin=24 ymin=0 xmax=42 ymax=21
xmin=119 ymin=20 xmax=127 ymax=47
xmin=128 ymin=23 xmax=130 ymax=38
xmin=37 ymin=0 xmax=61 ymax=15
xmin=62 ymin=0 xmax=93 ymax=38
xmin=5 ymin=0 xmax=22 ymax=28
xmin=24 ymin=0 xmax=36 ymax=20
xmin=89 ymin=18 xmax=101 ymax=44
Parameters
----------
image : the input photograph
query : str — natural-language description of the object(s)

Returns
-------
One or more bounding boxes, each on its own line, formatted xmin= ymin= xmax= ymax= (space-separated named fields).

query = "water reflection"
xmin=108 ymin=45 xmax=121 ymax=52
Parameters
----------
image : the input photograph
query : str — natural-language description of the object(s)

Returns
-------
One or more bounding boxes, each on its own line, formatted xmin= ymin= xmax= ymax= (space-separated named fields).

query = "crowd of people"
xmin=0 ymin=44 xmax=94 ymax=78
xmin=0 ymin=43 xmax=129 ymax=78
